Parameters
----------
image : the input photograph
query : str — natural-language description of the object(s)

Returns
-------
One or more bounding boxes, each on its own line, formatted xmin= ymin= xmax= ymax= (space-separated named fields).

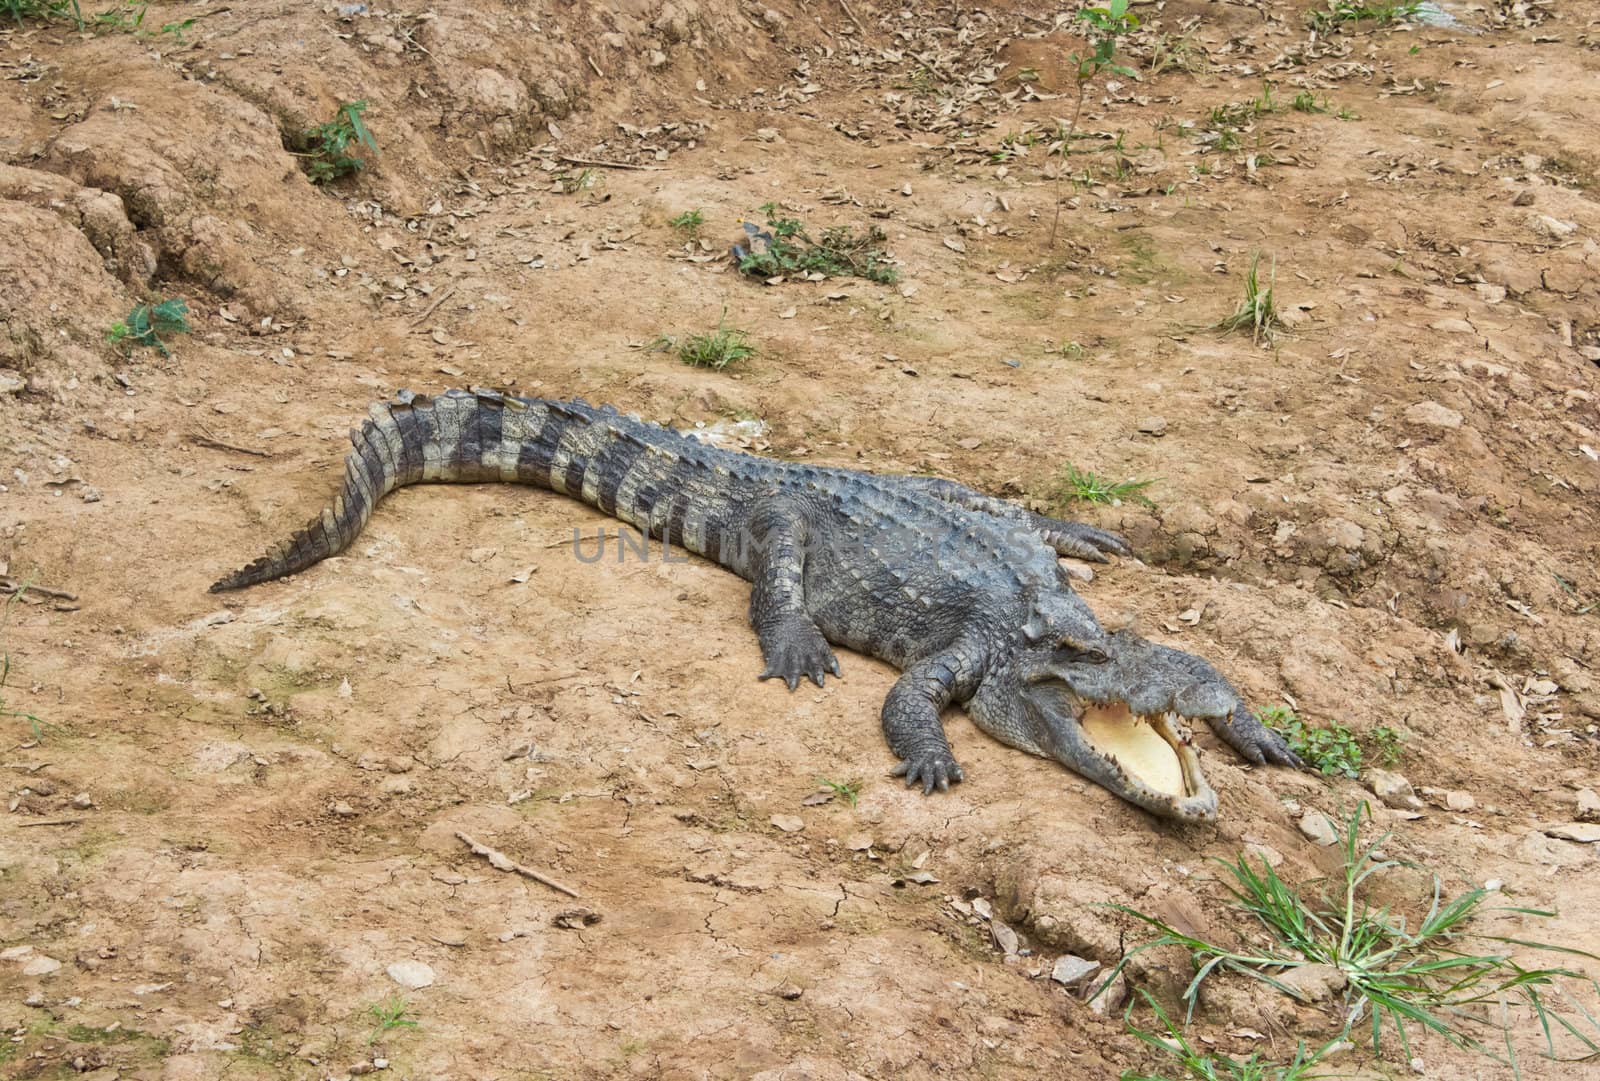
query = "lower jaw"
xmin=1079 ymin=704 xmax=1217 ymax=819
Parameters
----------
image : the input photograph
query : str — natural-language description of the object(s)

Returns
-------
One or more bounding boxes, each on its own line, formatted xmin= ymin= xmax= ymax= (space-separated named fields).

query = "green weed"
xmin=1214 ymin=253 xmax=1282 ymax=343
xmin=1056 ymin=464 xmax=1156 ymax=509
xmin=667 ymin=208 xmax=705 ymax=233
xmin=675 ymin=308 xmax=756 ymax=371
xmin=1048 ymin=0 xmax=1139 ymax=247
xmin=1308 ymin=0 xmax=1424 ymax=31
xmin=3 ymin=0 xmax=82 ymax=26
xmin=1291 ymin=91 xmax=1329 ymax=114
xmin=817 ymin=777 xmax=863 ymax=808
xmin=1106 ymin=803 xmax=1600 ymax=1066
xmin=367 ymin=996 xmax=419 ymax=1044
xmin=1122 ymin=992 xmax=1335 ymax=1080
xmin=107 ymin=297 xmax=190 ymax=356
xmin=298 ymin=101 xmax=378 ymax=185
xmin=1259 ymin=705 xmax=1363 ymax=778
xmin=1369 ymin=725 xmax=1404 ymax=767
xmin=736 ymin=205 xmax=897 ymax=284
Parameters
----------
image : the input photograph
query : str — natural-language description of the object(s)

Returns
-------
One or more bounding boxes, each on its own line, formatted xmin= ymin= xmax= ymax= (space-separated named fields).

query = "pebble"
xmin=1543 ymin=823 xmax=1600 ymax=844
xmin=1366 ymin=769 xmax=1421 ymax=811
xmin=1136 ymin=416 xmax=1168 ymax=436
xmin=22 ymin=955 xmax=62 ymax=976
xmin=1277 ymin=963 xmax=1347 ymax=1002
xmin=332 ymin=801 xmax=358 ymax=817
xmin=1576 ymin=788 xmax=1600 ymax=822
xmin=385 ymin=960 xmax=435 ymax=989
xmin=769 ymin=814 xmax=804 ymax=833
xmin=1445 ymin=790 xmax=1475 ymax=812
xmin=1049 ymin=954 xmax=1100 ymax=990
xmin=1299 ymin=811 xmax=1339 ymax=846
xmin=1403 ymin=401 xmax=1464 ymax=430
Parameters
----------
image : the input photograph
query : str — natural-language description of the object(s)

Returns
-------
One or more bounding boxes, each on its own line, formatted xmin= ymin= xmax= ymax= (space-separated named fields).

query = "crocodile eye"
xmin=1056 ymin=641 xmax=1108 ymax=664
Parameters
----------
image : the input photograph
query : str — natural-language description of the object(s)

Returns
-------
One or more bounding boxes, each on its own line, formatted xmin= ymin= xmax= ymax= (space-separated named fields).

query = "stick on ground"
xmin=455 ymin=830 xmax=581 ymax=898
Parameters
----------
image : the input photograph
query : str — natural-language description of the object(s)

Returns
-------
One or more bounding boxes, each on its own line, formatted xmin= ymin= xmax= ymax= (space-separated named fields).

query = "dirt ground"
xmin=3 ymin=1 xmax=1599 ymax=1078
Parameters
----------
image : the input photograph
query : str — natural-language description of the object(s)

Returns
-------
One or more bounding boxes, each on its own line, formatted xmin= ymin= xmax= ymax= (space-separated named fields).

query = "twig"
xmin=409 ymin=286 xmax=458 ymax=326
xmin=455 ymin=830 xmax=581 ymax=898
xmin=0 ymin=577 xmax=76 ymax=602
xmin=838 ymin=0 xmax=866 ymax=34
xmin=190 ymin=429 xmax=271 ymax=458
xmin=1048 ymin=81 xmax=1091 ymax=250
xmin=16 ymin=818 xmax=83 ymax=828
xmin=586 ymin=53 xmax=604 ymax=77
xmin=556 ymin=155 xmax=664 ymax=172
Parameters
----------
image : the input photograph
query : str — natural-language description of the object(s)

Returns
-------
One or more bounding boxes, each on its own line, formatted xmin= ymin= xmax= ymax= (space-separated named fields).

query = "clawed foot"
xmin=757 ymin=619 xmax=841 ymax=690
xmin=1033 ymin=517 xmax=1134 ymax=564
xmin=1206 ymin=705 xmax=1302 ymax=768
xmin=892 ymin=747 xmax=965 ymax=794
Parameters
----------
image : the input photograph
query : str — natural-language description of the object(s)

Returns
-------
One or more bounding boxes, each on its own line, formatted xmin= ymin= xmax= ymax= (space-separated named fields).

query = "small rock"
xmin=0 ymin=368 xmax=24 ymax=395
xmin=385 ymin=960 xmax=435 ymax=989
xmin=776 ymin=982 xmax=803 ymax=1000
xmin=1050 ymin=954 xmax=1100 ymax=990
xmin=1575 ymin=788 xmax=1600 ymax=822
xmin=331 ymin=801 xmax=358 ymax=817
xmin=1527 ymin=214 xmax=1577 ymax=240
xmin=1086 ymin=970 xmax=1128 ymax=1016
xmin=990 ymin=919 xmax=1020 ymax=957
xmin=844 ymin=833 xmax=873 ymax=851
xmin=1277 ymin=963 xmax=1347 ymax=1002
xmin=770 ymin=814 xmax=804 ymax=833
xmin=1367 ymin=769 xmax=1422 ymax=811
xmin=1445 ymin=790 xmax=1475 ymax=812
xmin=1299 ymin=811 xmax=1339 ymax=846
xmin=754 ymin=127 xmax=781 ymax=143
xmin=70 ymin=793 xmax=93 ymax=809
xmin=1543 ymin=823 xmax=1600 ymax=844
xmin=1 ymin=945 xmax=35 ymax=961
xmin=1243 ymin=842 xmax=1284 ymax=869
xmin=1403 ymin=401 xmax=1464 ymax=430
xmin=1136 ymin=416 xmax=1168 ymax=436
xmin=21 ymin=955 xmax=62 ymax=976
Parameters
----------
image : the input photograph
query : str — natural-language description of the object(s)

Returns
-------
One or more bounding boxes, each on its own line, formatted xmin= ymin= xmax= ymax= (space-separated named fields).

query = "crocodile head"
xmin=970 ymin=590 xmax=1298 ymax=822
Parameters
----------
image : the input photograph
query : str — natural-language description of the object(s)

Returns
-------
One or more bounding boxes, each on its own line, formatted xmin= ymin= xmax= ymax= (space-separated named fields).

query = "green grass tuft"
xmin=1056 ymin=463 xmax=1156 ymax=509
xmin=674 ymin=309 xmax=756 ymax=371
xmin=1122 ymin=992 xmax=1335 ymax=1080
xmin=1105 ymin=803 xmax=1600 ymax=1068
xmin=816 ymin=777 xmax=863 ymax=808
xmin=1214 ymin=253 xmax=1282 ymax=343
xmin=367 ymin=996 xmax=419 ymax=1044
xmin=667 ymin=208 xmax=705 ymax=233
xmin=299 ymin=101 xmax=378 ymax=185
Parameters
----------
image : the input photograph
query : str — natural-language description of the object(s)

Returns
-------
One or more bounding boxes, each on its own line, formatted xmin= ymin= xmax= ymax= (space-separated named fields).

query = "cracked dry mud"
xmin=2 ymin=1 xmax=1599 ymax=1079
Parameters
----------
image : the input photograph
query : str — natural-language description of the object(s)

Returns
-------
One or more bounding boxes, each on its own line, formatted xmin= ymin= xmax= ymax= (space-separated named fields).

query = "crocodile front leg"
xmin=746 ymin=502 xmax=840 ymax=690
xmin=884 ymin=651 xmax=974 ymax=793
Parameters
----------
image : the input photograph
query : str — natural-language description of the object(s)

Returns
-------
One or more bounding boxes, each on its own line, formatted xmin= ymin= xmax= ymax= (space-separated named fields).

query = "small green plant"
xmin=1048 ymin=0 xmax=1139 ymax=246
xmin=556 ymin=167 xmax=600 ymax=195
xmin=667 ymin=208 xmax=705 ymax=234
xmin=1214 ymin=253 xmax=1282 ymax=343
xmin=1308 ymin=0 xmax=1424 ymax=31
xmin=1369 ymin=725 xmax=1404 ymax=766
xmin=299 ymin=100 xmax=378 ymax=185
xmin=1259 ymin=705 xmax=1363 ymax=779
xmin=1291 ymin=90 xmax=1329 ymax=114
xmin=106 ymin=297 xmax=191 ymax=357
xmin=1049 ymin=340 xmax=1088 ymax=361
xmin=1106 ymin=804 xmax=1600 ymax=1067
xmin=1056 ymin=464 xmax=1156 ymax=509
xmin=367 ymin=996 xmax=419 ymax=1044
xmin=676 ymin=308 xmax=756 ymax=371
xmin=736 ymin=205 xmax=897 ymax=284
xmin=1122 ymin=992 xmax=1335 ymax=1080
xmin=3 ymin=0 xmax=83 ymax=26
xmin=817 ymin=776 xmax=863 ymax=808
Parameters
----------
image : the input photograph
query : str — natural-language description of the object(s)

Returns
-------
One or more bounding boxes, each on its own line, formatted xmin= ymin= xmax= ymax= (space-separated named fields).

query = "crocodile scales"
xmin=213 ymin=388 xmax=1301 ymax=820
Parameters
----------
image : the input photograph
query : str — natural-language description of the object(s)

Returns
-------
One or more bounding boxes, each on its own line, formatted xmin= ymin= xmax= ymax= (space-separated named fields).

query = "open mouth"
xmin=1078 ymin=703 xmax=1206 ymax=803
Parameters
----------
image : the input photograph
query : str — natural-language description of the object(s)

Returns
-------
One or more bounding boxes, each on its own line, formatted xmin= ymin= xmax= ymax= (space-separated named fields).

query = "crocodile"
xmin=212 ymin=388 xmax=1301 ymax=820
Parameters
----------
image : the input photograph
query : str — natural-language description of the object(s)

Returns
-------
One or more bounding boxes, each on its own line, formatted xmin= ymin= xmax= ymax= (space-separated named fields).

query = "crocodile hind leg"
xmin=895 ymin=477 xmax=1132 ymax=563
xmin=745 ymin=503 xmax=840 ymax=690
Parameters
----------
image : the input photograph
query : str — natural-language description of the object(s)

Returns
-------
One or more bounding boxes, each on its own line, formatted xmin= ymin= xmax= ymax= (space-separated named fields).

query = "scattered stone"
xmin=551 ymin=908 xmax=602 ymax=929
xmin=1277 ymin=963 xmax=1347 ymax=1002
xmin=1543 ymin=823 xmax=1600 ymax=844
xmin=1136 ymin=416 xmax=1168 ymax=436
xmin=1 ymin=945 xmax=36 ymax=961
xmin=990 ymin=919 xmax=1020 ymax=957
xmin=21 ymin=955 xmax=62 ymax=976
xmin=754 ymin=127 xmax=781 ymax=143
xmin=1367 ymin=769 xmax=1422 ymax=811
xmin=776 ymin=982 xmax=803 ymax=1000
xmin=1403 ymin=401 xmax=1463 ymax=430
xmin=1576 ymin=788 xmax=1600 ymax=822
xmin=844 ymin=833 xmax=873 ymax=851
xmin=70 ymin=792 xmax=93 ymax=809
xmin=331 ymin=801 xmax=358 ymax=817
xmin=1527 ymin=214 xmax=1577 ymax=240
xmin=1243 ymin=842 xmax=1284 ymax=869
xmin=0 ymin=369 xmax=24 ymax=395
xmin=385 ymin=960 xmax=435 ymax=989
xmin=1445 ymin=790 xmax=1475 ymax=812
xmin=769 ymin=814 xmax=804 ymax=833
xmin=1086 ymin=970 xmax=1128 ymax=1016
xmin=1299 ymin=811 xmax=1339 ymax=846
xmin=1050 ymin=954 xmax=1100 ymax=990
